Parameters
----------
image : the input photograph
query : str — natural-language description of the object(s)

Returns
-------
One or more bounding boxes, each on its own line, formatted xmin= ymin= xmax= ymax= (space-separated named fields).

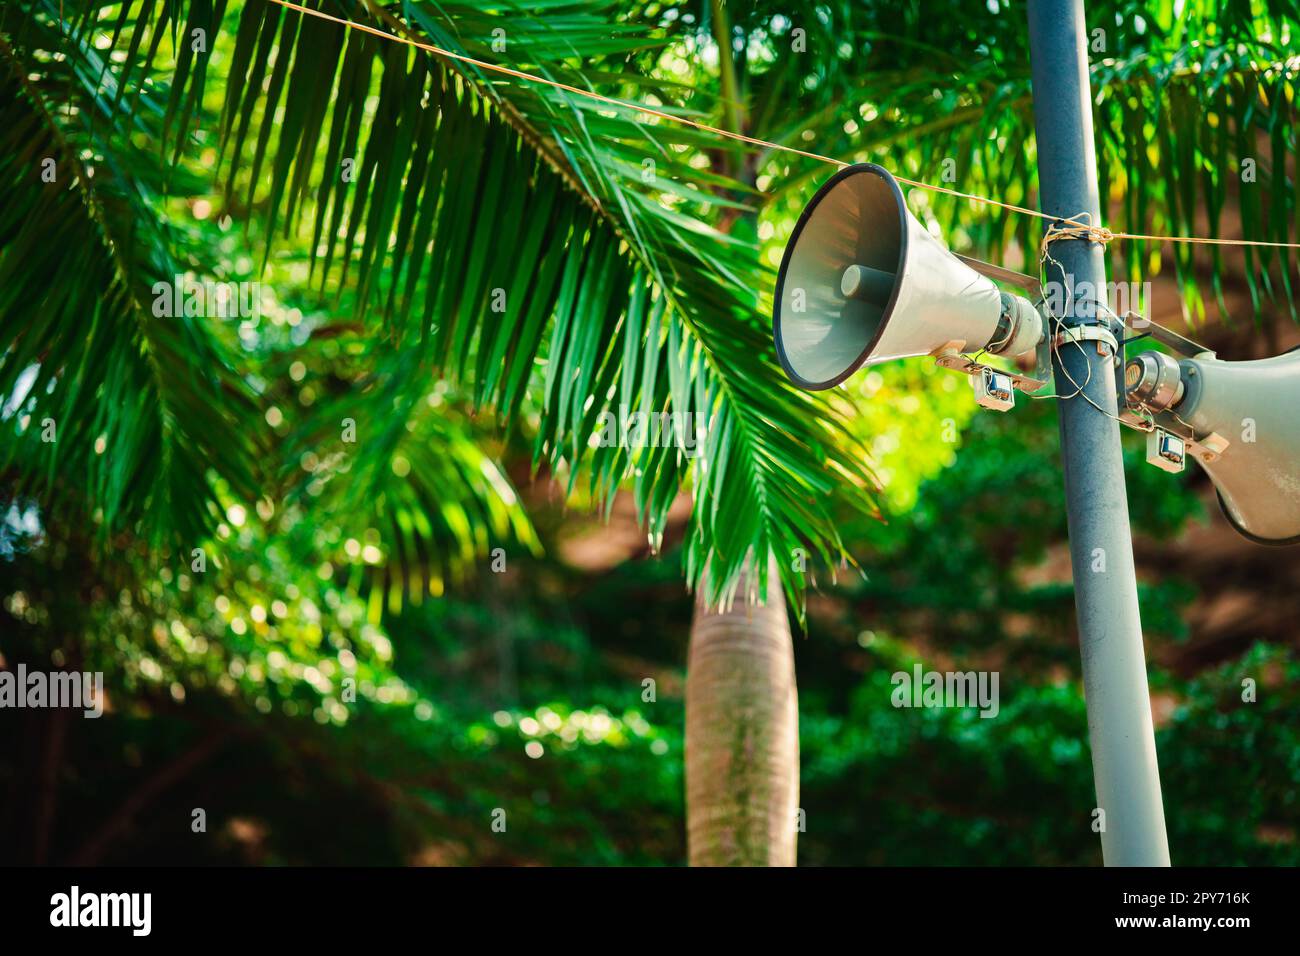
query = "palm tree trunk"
xmin=685 ymin=554 xmax=799 ymax=866
xmin=683 ymin=10 xmax=797 ymax=869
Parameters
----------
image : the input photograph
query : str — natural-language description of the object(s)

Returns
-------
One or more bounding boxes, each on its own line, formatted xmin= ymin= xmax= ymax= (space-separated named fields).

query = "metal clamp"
xmin=1052 ymin=324 xmax=1120 ymax=363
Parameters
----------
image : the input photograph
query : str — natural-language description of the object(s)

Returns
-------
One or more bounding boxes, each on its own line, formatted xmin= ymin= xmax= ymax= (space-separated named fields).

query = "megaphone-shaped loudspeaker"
xmin=1127 ymin=347 xmax=1300 ymax=545
xmin=774 ymin=163 xmax=1041 ymax=389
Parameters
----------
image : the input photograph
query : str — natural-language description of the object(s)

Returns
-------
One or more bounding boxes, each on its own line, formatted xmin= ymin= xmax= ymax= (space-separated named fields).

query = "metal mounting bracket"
xmin=1123 ymin=316 xmax=1215 ymax=359
xmin=930 ymin=341 xmax=1049 ymax=392
xmin=955 ymin=254 xmax=1043 ymax=298
xmin=1118 ymin=407 xmax=1231 ymax=463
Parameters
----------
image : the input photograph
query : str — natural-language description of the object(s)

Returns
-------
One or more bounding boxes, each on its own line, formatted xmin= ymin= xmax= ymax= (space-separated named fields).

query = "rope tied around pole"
xmin=1039 ymin=212 xmax=1115 ymax=262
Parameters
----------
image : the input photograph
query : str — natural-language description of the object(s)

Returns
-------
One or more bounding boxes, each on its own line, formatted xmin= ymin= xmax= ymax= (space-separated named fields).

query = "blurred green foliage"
xmin=6 ymin=390 xmax=1295 ymax=865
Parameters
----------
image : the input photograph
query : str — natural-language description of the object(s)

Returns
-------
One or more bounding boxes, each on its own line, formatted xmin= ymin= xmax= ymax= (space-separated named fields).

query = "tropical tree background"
xmin=1 ymin=0 xmax=1298 ymax=865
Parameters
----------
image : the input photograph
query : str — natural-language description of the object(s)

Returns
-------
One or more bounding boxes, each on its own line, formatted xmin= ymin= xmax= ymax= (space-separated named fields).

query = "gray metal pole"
xmin=1026 ymin=0 xmax=1171 ymax=866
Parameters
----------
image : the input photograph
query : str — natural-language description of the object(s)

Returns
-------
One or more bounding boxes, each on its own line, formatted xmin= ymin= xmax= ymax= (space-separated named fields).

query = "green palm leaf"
xmin=45 ymin=0 xmax=878 ymax=613
xmin=0 ymin=15 xmax=260 ymax=547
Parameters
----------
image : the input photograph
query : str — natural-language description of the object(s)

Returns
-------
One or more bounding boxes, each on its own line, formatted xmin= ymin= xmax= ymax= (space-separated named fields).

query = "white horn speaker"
xmin=1126 ymin=347 xmax=1300 ymax=545
xmin=773 ymin=163 xmax=1042 ymax=390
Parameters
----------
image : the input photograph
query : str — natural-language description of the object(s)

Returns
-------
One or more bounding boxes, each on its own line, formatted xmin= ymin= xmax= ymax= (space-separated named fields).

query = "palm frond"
xmin=2 ymin=1 xmax=542 ymax=585
xmin=47 ymin=0 xmax=879 ymax=611
xmin=0 ymin=14 xmax=261 ymax=546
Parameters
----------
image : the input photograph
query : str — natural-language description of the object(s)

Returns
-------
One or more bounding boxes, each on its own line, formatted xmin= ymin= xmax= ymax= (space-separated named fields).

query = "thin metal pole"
xmin=1026 ymin=0 xmax=1171 ymax=866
